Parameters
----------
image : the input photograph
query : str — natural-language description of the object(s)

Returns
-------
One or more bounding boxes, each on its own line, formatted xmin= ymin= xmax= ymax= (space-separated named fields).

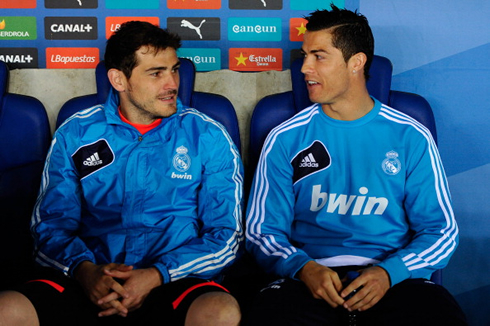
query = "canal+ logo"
xmin=0 ymin=47 xmax=38 ymax=69
xmin=45 ymin=17 xmax=97 ymax=40
xmin=45 ymin=0 xmax=98 ymax=9
xmin=229 ymin=0 xmax=282 ymax=10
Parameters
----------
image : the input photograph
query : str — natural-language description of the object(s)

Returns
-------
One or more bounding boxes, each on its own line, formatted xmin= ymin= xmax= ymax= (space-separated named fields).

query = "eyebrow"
xmin=145 ymin=61 xmax=181 ymax=73
xmin=300 ymin=48 xmax=328 ymax=55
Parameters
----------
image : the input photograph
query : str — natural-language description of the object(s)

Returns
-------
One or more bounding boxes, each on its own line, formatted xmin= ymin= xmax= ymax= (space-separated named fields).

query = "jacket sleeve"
xmin=31 ymin=132 xmax=96 ymax=276
xmin=245 ymin=133 xmax=313 ymax=279
xmin=153 ymin=123 xmax=244 ymax=284
xmin=377 ymin=129 xmax=459 ymax=286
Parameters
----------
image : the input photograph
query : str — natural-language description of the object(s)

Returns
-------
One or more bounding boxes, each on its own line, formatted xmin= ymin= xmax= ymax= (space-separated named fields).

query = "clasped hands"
xmin=298 ymin=261 xmax=390 ymax=312
xmin=74 ymin=261 xmax=162 ymax=317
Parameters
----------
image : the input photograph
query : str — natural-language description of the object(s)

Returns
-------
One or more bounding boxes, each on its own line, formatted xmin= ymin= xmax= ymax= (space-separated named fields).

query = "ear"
xmin=107 ymin=68 xmax=127 ymax=92
xmin=349 ymin=52 xmax=367 ymax=75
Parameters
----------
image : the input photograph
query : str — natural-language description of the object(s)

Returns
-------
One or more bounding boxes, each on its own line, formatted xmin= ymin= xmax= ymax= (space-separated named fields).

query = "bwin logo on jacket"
xmin=167 ymin=17 xmax=220 ymax=41
xmin=291 ymin=141 xmax=331 ymax=184
xmin=72 ymin=139 xmax=114 ymax=179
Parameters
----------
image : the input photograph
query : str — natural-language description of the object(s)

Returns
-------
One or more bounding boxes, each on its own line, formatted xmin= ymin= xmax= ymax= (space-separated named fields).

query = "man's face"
xmin=301 ymin=29 xmax=352 ymax=107
xmin=120 ymin=46 xmax=180 ymax=124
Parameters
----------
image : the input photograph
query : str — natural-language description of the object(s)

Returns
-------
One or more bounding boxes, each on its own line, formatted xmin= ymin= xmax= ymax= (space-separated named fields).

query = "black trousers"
xmin=244 ymin=276 xmax=467 ymax=326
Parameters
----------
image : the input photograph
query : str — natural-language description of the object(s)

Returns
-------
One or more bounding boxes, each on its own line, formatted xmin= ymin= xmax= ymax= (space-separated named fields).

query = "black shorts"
xmin=244 ymin=267 xmax=467 ymax=326
xmin=16 ymin=266 xmax=229 ymax=326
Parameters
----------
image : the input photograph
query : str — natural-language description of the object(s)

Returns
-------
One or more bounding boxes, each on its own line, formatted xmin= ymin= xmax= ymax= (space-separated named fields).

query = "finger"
xmin=104 ymin=268 xmax=132 ymax=280
xmin=98 ymin=300 xmax=128 ymax=317
xmin=106 ymin=278 xmax=130 ymax=299
xmin=98 ymin=307 xmax=120 ymax=318
xmin=341 ymin=277 xmax=363 ymax=298
xmin=355 ymin=291 xmax=380 ymax=312
xmin=106 ymin=264 xmax=133 ymax=272
xmin=97 ymin=291 xmax=120 ymax=305
xmin=319 ymin=282 xmax=345 ymax=307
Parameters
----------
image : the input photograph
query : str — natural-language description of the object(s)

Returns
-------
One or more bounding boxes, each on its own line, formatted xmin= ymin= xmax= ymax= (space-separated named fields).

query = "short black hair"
xmin=104 ymin=21 xmax=182 ymax=79
xmin=305 ymin=4 xmax=374 ymax=80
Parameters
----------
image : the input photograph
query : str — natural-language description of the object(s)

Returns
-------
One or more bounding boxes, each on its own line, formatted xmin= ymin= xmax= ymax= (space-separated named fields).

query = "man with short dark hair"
xmin=245 ymin=6 xmax=466 ymax=325
xmin=0 ymin=21 xmax=243 ymax=326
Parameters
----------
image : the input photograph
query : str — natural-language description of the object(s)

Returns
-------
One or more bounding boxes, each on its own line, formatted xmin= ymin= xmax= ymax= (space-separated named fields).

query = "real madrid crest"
xmin=173 ymin=145 xmax=191 ymax=172
xmin=382 ymin=150 xmax=401 ymax=175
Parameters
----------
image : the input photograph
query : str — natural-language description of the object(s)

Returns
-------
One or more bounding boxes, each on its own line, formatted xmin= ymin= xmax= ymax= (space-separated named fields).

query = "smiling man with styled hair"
xmin=245 ymin=5 xmax=466 ymax=326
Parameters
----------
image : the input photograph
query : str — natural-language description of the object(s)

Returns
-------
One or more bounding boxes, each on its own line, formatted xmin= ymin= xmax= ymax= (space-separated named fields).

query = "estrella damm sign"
xmin=228 ymin=17 xmax=281 ymax=42
xmin=229 ymin=48 xmax=282 ymax=72
xmin=105 ymin=17 xmax=160 ymax=39
xmin=0 ymin=17 xmax=37 ymax=40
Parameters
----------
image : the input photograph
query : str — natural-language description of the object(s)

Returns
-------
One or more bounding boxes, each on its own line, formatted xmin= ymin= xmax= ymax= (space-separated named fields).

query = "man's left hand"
xmin=340 ymin=266 xmax=390 ymax=312
xmin=97 ymin=267 xmax=163 ymax=317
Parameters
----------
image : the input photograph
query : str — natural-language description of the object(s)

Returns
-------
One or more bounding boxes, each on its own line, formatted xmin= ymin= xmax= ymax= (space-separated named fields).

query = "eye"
xmin=172 ymin=66 xmax=180 ymax=74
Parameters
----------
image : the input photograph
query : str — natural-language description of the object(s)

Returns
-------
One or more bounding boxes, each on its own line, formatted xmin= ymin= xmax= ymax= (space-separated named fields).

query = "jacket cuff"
xmin=376 ymin=255 xmax=410 ymax=286
xmin=69 ymin=255 xmax=96 ymax=278
xmin=153 ymin=262 xmax=170 ymax=284
xmin=284 ymin=254 xmax=314 ymax=281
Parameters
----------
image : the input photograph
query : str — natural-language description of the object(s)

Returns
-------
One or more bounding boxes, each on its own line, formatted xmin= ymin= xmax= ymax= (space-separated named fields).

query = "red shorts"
xmin=17 ymin=266 xmax=229 ymax=326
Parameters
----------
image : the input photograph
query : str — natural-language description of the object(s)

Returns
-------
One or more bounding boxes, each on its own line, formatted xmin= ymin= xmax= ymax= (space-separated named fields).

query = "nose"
xmin=165 ymin=72 xmax=179 ymax=91
xmin=301 ymin=57 xmax=313 ymax=75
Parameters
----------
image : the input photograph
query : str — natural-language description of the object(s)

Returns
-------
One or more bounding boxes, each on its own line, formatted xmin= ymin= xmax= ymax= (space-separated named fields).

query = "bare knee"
xmin=185 ymin=291 xmax=241 ymax=326
xmin=0 ymin=291 xmax=39 ymax=326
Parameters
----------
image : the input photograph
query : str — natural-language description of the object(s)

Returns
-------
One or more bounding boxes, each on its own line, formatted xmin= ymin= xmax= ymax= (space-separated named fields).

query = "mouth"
xmin=306 ymin=80 xmax=320 ymax=86
xmin=158 ymin=91 xmax=177 ymax=102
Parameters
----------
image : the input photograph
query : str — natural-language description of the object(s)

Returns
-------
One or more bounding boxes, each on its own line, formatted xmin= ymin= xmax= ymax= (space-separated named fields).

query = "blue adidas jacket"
xmin=31 ymin=89 xmax=244 ymax=284
xmin=246 ymin=99 xmax=458 ymax=286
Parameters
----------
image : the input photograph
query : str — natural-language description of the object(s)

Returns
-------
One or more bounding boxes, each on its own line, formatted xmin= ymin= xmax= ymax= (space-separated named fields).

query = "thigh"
xmin=362 ymin=279 xmax=468 ymax=326
xmin=244 ymin=278 xmax=343 ymax=326
xmin=16 ymin=267 xmax=102 ymax=326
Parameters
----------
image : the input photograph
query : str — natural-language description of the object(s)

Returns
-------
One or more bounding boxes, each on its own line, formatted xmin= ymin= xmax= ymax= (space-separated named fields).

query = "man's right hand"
xmin=73 ymin=261 xmax=132 ymax=317
xmin=297 ymin=260 xmax=345 ymax=308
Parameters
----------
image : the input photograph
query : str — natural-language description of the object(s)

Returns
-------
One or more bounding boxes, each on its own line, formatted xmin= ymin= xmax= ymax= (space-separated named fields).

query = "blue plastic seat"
xmin=0 ymin=61 xmax=51 ymax=288
xmin=248 ymin=55 xmax=441 ymax=284
xmin=57 ymin=58 xmax=241 ymax=152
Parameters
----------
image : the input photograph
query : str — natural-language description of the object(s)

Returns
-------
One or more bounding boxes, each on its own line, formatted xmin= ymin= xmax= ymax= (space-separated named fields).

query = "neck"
xmin=322 ymin=89 xmax=374 ymax=121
